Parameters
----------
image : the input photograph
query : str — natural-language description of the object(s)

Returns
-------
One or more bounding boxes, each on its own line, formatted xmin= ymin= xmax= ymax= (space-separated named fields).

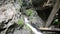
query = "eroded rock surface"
xmin=0 ymin=0 xmax=45 ymax=34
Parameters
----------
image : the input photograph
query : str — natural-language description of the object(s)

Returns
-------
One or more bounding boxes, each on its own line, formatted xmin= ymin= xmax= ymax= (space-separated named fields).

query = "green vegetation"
xmin=53 ymin=19 xmax=58 ymax=25
xmin=18 ymin=18 xmax=24 ymax=26
xmin=26 ymin=9 xmax=34 ymax=16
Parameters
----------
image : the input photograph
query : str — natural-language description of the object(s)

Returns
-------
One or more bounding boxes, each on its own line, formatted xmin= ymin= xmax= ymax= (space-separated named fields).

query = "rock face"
xmin=0 ymin=0 xmax=46 ymax=34
xmin=0 ymin=0 xmax=21 ymax=34
xmin=0 ymin=0 xmax=33 ymax=34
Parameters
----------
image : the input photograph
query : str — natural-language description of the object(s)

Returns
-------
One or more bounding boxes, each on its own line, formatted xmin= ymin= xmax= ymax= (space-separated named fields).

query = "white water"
xmin=24 ymin=17 xmax=43 ymax=34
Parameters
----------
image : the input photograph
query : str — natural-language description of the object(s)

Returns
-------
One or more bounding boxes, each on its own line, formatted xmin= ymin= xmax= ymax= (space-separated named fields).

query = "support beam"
xmin=45 ymin=0 xmax=60 ymax=27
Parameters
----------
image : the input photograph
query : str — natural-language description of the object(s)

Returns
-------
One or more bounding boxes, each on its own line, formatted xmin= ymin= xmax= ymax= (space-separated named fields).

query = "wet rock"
xmin=0 ymin=0 xmax=21 ymax=34
xmin=0 ymin=0 xmax=46 ymax=34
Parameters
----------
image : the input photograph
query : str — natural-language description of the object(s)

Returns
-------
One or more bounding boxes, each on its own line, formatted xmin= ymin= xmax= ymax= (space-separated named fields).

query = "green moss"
xmin=18 ymin=19 xmax=24 ymax=26
xmin=26 ymin=9 xmax=34 ymax=16
xmin=53 ymin=19 xmax=58 ymax=25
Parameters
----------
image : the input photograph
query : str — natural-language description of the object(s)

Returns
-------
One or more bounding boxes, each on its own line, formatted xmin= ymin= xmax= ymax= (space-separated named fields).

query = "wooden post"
xmin=45 ymin=0 xmax=60 ymax=27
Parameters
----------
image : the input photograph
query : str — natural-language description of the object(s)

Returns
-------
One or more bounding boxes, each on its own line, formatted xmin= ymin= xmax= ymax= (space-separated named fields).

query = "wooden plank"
xmin=45 ymin=0 xmax=60 ymax=27
xmin=39 ymin=27 xmax=60 ymax=32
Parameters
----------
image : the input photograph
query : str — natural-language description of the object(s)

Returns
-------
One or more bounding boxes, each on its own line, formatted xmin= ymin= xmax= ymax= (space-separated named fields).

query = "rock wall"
xmin=0 ymin=0 xmax=44 ymax=34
